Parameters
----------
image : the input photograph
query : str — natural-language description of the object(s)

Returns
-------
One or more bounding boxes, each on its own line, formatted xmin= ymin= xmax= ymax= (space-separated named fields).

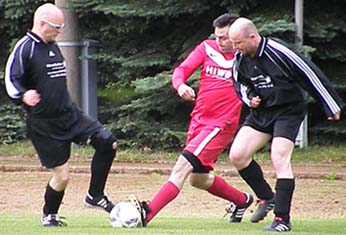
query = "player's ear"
xmin=248 ymin=33 xmax=256 ymax=39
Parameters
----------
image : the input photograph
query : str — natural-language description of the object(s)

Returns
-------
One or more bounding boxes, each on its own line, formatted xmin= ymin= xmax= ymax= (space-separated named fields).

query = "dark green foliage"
xmin=0 ymin=104 xmax=26 ymax=144
xmin=0 ymin=0 xmax=345 ymax=148
xmin=99 ymin=71 xmax=192 ymax=149
xmin=310 ymin=121 xmax=346 ymax=145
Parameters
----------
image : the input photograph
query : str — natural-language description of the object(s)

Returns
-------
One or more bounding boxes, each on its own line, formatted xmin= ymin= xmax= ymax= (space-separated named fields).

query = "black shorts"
xmin=27 ymin=109 xmax=102 ymax=168
xmin=243 ymin=102 xmax=307 ymax=142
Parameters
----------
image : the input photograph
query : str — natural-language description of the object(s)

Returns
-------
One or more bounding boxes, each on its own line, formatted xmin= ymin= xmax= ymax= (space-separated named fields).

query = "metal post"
xmin=57 ymin=41 xmax=99 ymax=119
xmin=81 ymin=40 xmax=99 ymax=119
xmin=295 ymin=0 xmax=308 ymax=148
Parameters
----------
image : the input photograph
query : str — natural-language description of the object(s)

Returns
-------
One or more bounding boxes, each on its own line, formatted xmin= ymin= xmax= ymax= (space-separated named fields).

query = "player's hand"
xmin=250 ymin=96 xmax=261 ymax=108
xmin=328 ymin=111 xmax=340 ymax=121
xmin=22 ymin=89 xmax=41 ymax=106
xmin=177 ymin=84 xmax=196 ymax=101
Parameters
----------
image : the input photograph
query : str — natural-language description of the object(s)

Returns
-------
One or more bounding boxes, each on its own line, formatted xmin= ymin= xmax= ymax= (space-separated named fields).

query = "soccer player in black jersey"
xmin=227 ymin=17 xmax=342 ymax=232
xmin=5 ymin=3 xmax=117 ymax=226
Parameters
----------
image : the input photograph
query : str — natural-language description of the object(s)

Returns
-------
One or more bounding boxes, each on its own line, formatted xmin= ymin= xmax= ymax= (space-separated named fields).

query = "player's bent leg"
xmin=84 ymin=128 xmax=117 ymax=213
xmin=145 ymin=155 xmax=191 ymax=221
xmin=229 ymin=126 xmax=275 ymax=223
xmin=185 ymin=150 xmax=253 ymax=223
xmin=128 ymin=155 xmax=192 ymax=226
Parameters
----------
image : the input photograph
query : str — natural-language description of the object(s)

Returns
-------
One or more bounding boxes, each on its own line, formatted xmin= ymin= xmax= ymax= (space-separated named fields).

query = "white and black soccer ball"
xmin=109 ymin=201 xmax=141 ymax=228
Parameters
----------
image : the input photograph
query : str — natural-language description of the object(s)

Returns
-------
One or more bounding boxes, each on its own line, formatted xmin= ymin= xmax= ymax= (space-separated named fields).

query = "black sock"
xmin=43 ymin=183 xmax=64 ymax=215
xmin=274 ymin=178 xmax=295 ymax=223
xmin=238 ymin=160 xmax=274 ymax=200
xmin=88 ymin=150 xmax=115 ymax=197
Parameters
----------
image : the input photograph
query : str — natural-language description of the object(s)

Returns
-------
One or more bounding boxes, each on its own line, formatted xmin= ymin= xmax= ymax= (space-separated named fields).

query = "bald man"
xmin=227 ymin=17 xmax=342 ymax=232
xmin=5 ymin=3 xmax=118 ymax=226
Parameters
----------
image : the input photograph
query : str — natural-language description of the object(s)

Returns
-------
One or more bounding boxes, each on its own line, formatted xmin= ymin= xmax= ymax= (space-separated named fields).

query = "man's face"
xmin=41 ymin=18 xmax=64 ymax=43
xmin=214 ymin=26 xmax=233 ymax=53
xmin=229 ymin=31 xmax=257 ymax=56
xmin=229 ymin=33 xmax=251 ymax=55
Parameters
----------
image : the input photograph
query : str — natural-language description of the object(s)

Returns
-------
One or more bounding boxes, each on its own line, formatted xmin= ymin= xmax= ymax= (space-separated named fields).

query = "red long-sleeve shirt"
xmin=172 ymin=39 xmax=242 ymax=128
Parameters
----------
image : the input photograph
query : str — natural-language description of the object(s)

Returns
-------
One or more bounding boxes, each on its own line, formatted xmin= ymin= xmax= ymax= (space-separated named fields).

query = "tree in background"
xmin=0 ymin=0 xmax=345 ymax=148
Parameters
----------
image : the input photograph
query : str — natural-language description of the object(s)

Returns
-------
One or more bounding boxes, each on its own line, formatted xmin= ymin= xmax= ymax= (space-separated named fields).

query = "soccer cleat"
xmin=250 ymin=196 xmax=275 ymax=223
xmin=263 ymin=217 xmax=292 ymax=232
xmin=226 ymin=192 xmax=254 ymax=223
xmin=41 ymin=214 xmax=67 ymax=227
xmin=128 ymin=194 xmax=149 ymax=227
xmin=83 ymin=192 xmax=115 ymax=213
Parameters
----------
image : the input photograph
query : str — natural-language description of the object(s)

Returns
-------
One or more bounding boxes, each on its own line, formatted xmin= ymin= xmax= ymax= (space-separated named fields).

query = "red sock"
xmin=146 ymin=181 xmax=180 ymax=222
xmin=207 ymin=175 xmax=246 ymax=205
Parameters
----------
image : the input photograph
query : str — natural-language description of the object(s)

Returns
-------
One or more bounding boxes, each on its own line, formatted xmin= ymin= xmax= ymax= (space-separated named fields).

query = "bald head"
xmin=33 ymin=3 xmax=63 ymax=25
xmin=228 ymin=17 xmax=261 ymax=57
xmin=32 ymin=3 xmax=64 ymax=43
xmin=228 ymin=17 xmax=258 ymax=39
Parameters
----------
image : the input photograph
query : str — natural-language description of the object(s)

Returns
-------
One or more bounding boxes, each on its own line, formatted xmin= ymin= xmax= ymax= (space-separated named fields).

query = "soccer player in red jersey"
xmin=129 ymin=13 xmax=254 ymax=227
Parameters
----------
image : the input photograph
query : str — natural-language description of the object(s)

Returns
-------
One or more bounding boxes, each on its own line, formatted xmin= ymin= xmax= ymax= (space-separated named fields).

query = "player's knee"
xmin=272 ymin=156 xmax=291 ymax=175
xmin=189 ymin=173 xmax=214 ymax=189
xmin=52 ymin=173 xmax=70 ymax=189
xmin=229 ymin=150 xmax=247 ymax=168
xmin=88 ymin=127 xmax=117 ymax=154
xmin=189 ymin=175 xmax=206 ymax=189
xmin=182 ymin=150 xmax=209 ymax=174
xmin=189 ymin=177 xmax=199 ymax=188
xmin=59 ymin=174 xmax=70 ymax=187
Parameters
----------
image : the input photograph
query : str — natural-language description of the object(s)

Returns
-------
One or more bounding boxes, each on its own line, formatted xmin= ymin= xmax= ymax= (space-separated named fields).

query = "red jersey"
xmin=172 ymin=39 xmax=242 ymax=128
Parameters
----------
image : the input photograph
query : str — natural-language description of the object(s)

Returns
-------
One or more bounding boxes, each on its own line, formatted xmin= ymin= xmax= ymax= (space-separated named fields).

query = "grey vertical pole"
xmin=81 ymin=40 xmax=99 ymax=119
xmin=56 ymin=41 xmax=99 ymax=119
xmin=295 ymin=0 xmax=308 ymax=148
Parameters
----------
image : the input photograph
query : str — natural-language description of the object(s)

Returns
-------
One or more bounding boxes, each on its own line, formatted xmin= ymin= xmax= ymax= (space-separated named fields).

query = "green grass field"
xmin=1 ymin=142 xmax=346 ymax=234
xmin=0 ymin=214 xmax=345 ymax=235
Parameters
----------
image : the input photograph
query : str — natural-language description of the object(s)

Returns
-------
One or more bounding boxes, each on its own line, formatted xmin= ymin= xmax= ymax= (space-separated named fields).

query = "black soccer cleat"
xmin=128 ymin=194 xmax=149 ymax=227
xmin=250 ymin=196 xmax=275 ymax=223
xmin=226 ymin=192 xmax=254 ymax=223
xmin=41 ymin=214 xmax=67 ymax=227
xmin=83 ymin=192 xmax=115 ymax=213
xmin=263 ymin=217 xmax=292 ymax=232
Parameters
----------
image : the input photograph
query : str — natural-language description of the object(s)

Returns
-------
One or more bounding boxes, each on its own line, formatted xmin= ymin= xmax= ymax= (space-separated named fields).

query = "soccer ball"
xmin=109 ymin=201 xmax=141 ymax=228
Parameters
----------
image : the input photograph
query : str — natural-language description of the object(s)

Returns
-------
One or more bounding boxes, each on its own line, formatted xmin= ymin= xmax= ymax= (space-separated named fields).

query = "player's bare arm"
xmin=22 ymin=89 xmax=41 ymax=106
xmin=177 ymin=83 xmax=196 ymax=101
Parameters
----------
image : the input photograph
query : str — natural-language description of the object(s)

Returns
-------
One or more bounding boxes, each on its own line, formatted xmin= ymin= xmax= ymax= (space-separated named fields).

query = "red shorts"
xmin=184 ymin=122 xmax=238 ymax=170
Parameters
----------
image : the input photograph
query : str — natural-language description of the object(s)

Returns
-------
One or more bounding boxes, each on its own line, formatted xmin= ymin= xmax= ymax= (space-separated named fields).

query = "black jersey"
xmin=233 ymin=36 xmax=342 ymax=117
xmin=5 ymin=32 xmax=75 ymax=117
